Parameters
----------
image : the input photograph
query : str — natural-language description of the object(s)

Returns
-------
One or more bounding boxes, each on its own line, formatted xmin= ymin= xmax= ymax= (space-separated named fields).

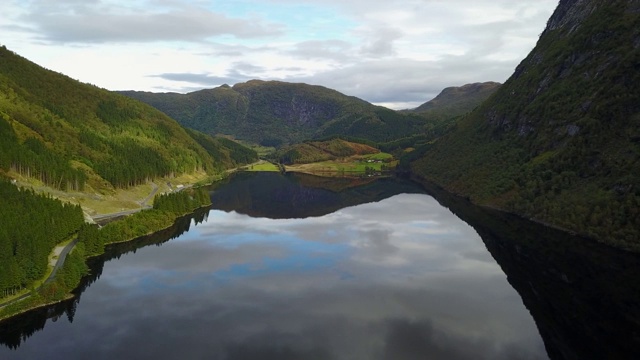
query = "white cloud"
xmin=21 ymin=0 xmax=283 ymax=43
xmin=0 ymin=0 xmax=558 ymax=108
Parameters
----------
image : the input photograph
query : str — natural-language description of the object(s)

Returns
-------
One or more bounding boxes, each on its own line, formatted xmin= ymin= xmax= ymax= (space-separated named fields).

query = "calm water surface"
xmin=3 ymin=173 xmax=639 ymax=359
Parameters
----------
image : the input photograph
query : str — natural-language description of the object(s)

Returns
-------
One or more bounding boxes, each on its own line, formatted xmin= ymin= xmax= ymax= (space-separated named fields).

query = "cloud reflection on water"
xmin=3 ymin=194 xmax=547 ymax=360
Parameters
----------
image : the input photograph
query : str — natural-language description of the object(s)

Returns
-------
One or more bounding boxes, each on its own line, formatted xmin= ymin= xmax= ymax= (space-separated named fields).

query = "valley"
xmin=1 ymin=0 xmax=639 ymax=357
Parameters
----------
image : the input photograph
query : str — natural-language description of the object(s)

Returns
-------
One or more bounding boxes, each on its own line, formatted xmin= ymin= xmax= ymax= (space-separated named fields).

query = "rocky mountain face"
xmin=121 ymin=80 xmax=428 ymax=147
xmin=412 ymin=0 xmax=640 ymax=250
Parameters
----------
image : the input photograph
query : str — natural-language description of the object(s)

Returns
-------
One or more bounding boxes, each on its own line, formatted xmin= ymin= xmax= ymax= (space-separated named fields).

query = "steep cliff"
xmin=413 ymin=0 xmax=640 ymax=250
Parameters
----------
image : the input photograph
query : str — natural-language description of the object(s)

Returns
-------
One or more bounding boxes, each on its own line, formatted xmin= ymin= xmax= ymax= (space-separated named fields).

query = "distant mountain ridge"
xmin=412 ymin=82 xmax=501 ymax=115
xmin=120 ymin=80 xmax=430 ymax=147
xmin=412 ymin=0 xmax=640 ymax=250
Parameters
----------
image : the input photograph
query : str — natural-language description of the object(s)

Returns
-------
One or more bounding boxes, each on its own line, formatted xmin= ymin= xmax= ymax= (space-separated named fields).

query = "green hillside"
xmin=277 ymin=138 xmax=380 ymax=165
xmin=0 ymin=46 xmax=258 ymax=313
xmin=412 ymin=0 xmax=640 ymax=250
xmin=0 ymin=46 xmax=256 ymax=192
xmin=120 ymin=80 xmax=430 ymax=146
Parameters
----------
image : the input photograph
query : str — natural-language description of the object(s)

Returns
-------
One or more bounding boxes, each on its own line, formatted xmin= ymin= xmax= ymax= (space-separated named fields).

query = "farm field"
xmin=285 ymin=153 xmax=396 ymax=176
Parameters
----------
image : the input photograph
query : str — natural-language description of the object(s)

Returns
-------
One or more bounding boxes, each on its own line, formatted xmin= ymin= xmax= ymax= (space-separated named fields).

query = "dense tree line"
xmin=78 ymin=210 xmax=175 ymax=257
xmin=37 ymin=245 xmax=88 ymax=303
xmin=0 ymin=180 xmax=84 ymax=298
xmin=0 ymin=244 xmax=88 ymax=322
xmin=153 ymin=188 xmax=211 ymax=214
xmin=0 ymin=116 xmax=86 ymax=191
xmin=78 ymin=188 xmax=211 ymax=257
xmin=93 ymin=139 xmax=173 ymax=188
xmin=0 ymin=184 xmax=211 ymax=320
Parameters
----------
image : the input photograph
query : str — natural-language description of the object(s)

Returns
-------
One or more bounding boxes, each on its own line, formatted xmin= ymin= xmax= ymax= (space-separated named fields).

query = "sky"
xmin=0 ymin=0 xmax=558 ymax=109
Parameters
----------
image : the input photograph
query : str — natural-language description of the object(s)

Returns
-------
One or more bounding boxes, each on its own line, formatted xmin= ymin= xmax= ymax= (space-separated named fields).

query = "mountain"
xmin=0 ymin=46 xmax=256 ymax=191
xmin=412 ymin=82 xmax=501 ymax=116
xmin=120 ymin=80 xmax=429 ymax=147
xmin=412 ymin=0 xmax=640 ymax=250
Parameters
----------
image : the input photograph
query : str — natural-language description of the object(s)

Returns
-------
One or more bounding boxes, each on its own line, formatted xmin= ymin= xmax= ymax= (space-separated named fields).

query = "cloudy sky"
xmin=0 ymin=0 xmax=558 ymax=109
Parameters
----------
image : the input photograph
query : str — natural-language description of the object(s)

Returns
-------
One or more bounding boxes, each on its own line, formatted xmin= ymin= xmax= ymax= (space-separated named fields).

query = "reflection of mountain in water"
xmin=4 ymin=174 xmax=640 ymax=359
xmin=209 ymin=172 xmax=426 ymax=219
xmin=420 ymin=182 xmax=640 ymax=360
xmin=0 ymin=209 xmax=209 ymax=349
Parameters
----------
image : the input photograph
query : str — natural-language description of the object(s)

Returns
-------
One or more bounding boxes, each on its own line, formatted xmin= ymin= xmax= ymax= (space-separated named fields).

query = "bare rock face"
xmin=545 ymin=0 xmax=600 ymax=34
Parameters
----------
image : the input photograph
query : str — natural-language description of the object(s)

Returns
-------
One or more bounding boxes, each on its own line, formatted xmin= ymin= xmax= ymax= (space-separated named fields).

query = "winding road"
xmin=0 ymin=182 xmax=160 ymax=309
xmin=0 ymin=237 xmax=79 ymax=309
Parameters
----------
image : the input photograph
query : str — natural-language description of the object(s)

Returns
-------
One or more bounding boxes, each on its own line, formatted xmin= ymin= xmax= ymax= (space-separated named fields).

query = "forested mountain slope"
xmin=120 ymin=80 xmax=429 ymax=147
xmin=0 ymin=46 xmax=258 ymax=316
xmin=0 ymin=180 xmax=84 ymax=298
xmin=412 ymin=0 xmax=640 ymax=250
xmin=402 ymin=82 xmax=502 ymax=143
xmin=0 ymin=46 xmax=256 ymax=191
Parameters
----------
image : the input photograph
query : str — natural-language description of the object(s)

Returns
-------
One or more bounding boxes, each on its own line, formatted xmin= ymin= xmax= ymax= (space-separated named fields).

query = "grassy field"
xmin=8 ymin=169 xmax=212 ymax=217
xmin=231 ymin=139 xmax=276 ymax=158
xmin=286 ymin=153 xmax=397 ymax=176
xmin=362 ymin=153 xmax=394 ymax=161
xmin=244 ymin=161 xmax=280 ymax=172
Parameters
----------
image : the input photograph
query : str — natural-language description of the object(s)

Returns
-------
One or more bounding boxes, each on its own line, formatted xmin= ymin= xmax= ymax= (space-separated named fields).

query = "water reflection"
xmin=1 ymin=173 xmax=639 ymax=359
xmin=0 ymin=187 xmax=547 ymax=359
xmin=419 ymin=182 xmax=640 ymax=360
xmin=0 ymin=208 xmax=209 ymax=350
xmin=209 ymin=172 xmax=425 ymax=218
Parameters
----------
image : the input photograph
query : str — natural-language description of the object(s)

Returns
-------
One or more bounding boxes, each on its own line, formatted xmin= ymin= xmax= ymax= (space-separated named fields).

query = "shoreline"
xmin=5 ymin=169 xmax=633 ymax=323
xmin=0 ymin=237 xmax=78 ymax=310
xmin=0 ymin=200 xmax=213 ymax=323
xmin=408 ymin=173 xmax=640 ymax=254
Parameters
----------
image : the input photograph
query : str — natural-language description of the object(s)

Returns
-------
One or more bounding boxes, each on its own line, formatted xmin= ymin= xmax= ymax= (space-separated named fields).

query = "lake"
xmin=1 ymin=172 xmax=639 ymax=359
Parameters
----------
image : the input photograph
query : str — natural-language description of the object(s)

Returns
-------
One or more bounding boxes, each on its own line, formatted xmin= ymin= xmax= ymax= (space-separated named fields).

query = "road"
xmin=0 ymin=237 xmax=79 ymax=309
xmin=139 ymin=182 xmax=159 ymax=207
xmin=91 ymin=208 xmax=144 ymax=225
xmin=91 ymin=182 xmax=158 ymax=224
xmin=1 ymin=179 xmax=191 ymax=309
